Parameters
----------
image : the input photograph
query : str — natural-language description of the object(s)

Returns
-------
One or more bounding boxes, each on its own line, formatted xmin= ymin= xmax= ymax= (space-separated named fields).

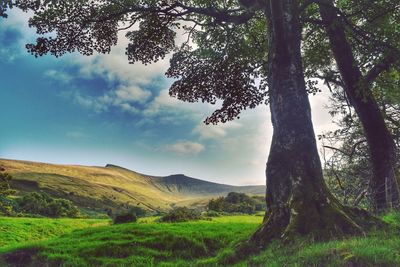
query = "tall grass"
xmin=1 ymin=213 xmax=399 ymax=266
xmin=0 ymin=217 xmax=108 ymax=249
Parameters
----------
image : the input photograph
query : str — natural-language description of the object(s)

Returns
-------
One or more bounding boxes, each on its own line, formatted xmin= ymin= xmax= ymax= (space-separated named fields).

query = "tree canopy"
xmin=3 ymin=1 xmax=397 ymax=123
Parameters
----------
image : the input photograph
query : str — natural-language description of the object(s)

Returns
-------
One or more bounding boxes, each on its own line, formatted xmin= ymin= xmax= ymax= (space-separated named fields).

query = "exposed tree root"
xmin=234 ymin=194 xmax=386 ymax=259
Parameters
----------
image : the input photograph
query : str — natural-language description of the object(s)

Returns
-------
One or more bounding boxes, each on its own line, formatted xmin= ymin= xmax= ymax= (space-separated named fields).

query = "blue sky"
xmin=0 ymin=10 xmax=335 ymax=185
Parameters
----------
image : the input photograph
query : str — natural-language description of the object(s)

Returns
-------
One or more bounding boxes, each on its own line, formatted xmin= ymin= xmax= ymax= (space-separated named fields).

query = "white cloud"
xmin=142 ymin=89 xmax=219 ymax=123
xmin=69 ymin=82 xmax=152 ymax=114
xmin=119 ymin=103 xmax=140 ymax=113
xmin=3 ymin=10 xmax=34 ymax=34
xmin=143 ymin=89 xmax=180 ymax=116
xmin=72 ymin=93 xmax=109 ymax=113
xmin=4 ymin=13 xmax=212 ymax=124
xmin=74 ymin=30 xmax=170 ymax=86
xmin=44 ymin=69 xmax=72 ymax=83
xmin=193 ymin=121 xmax=242 ymax=140
xmin=0 ymin=9 xmax=37 ymax=61
xmin=115 ymin=85 xmax=151 ymax=103
xmin=162 ymin=141 xmax=205 ymax=155
xmin=74 ymin=21 xmax=196 ymax=86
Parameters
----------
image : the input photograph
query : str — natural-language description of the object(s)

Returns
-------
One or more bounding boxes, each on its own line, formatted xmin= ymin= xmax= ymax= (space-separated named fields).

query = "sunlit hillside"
xmin=0 ymin=159 xmax=265 ymax=212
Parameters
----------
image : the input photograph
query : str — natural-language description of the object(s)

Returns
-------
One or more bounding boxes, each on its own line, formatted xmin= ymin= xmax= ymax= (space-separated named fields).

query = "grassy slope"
xmin=0 ymin=213 xmax=399 ymax=267
xmin=0 ymin=159 xmax=264 ymax=212
xmin=0 ymin=217 xmax=108 ymax=249
xmin=0 ymin=215 xmax=262 ymax=266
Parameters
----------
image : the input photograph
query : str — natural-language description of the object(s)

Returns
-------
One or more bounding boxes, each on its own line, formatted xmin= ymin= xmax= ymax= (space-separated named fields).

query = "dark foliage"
xmin=18 ymin=192 xmax=80 ymax=218
xmin=208 ymin=192 xmax=264 ymax=214
xmin=113 ymin=211 xmax=137 ymax=224
xmin=0 ymin=195 xmax=18 ymax=216
xmin=204 ymin=210 xmax=222 ymax=217
xmin=160 ymin=207 xmax=202 ymax=223
xmin=127 ymin=206 xmax=147 ymax=217
xmin=0 ymin=170 xmax=17 ymax=216
xmin=0 ymin=170 xmax=15 ymax=197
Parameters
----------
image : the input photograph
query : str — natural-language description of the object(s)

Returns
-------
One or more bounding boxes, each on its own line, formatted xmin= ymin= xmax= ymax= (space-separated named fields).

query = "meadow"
xmin=1 ymin=213 xmax=399 ymax=267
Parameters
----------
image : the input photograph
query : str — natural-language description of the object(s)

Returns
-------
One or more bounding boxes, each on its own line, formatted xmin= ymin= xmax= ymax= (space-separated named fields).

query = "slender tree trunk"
xmin=244 ymin=0 xmax=381 ymax=250
xmin=318 ymin=0 xmax=400 ymax=212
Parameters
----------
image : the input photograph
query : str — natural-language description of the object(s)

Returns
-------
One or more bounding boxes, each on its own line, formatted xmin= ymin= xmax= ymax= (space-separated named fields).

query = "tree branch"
xmin=323 ymin=139 xmax=367 ymax=160
xmin=364 ymin=53 xmax=399 ymax=85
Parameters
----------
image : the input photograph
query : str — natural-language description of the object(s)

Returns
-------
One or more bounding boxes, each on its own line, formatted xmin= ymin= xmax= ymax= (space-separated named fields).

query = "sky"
xmin=0 ymin=9 xmax=337 ymax=186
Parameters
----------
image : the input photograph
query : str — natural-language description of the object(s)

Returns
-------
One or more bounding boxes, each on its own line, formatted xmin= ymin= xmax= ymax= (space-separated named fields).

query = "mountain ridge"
xmin=0 ymin=158 xmax=265 ymax=212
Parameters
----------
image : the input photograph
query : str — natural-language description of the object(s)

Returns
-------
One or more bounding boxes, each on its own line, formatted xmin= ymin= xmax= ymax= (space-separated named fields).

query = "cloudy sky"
xmin=0 ymin=10 xmax=336 ymax=186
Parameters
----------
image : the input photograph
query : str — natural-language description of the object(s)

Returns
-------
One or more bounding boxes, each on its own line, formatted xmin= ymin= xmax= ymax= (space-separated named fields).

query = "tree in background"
xmin=2 ymin=0 xmax=383 ymax=249
xmin=301 ymin=0 xmax=400 ymax=211
xmin=320 ymin=71 xmax=400 ymax=210
xmin=0 ymin=169 xmax=15 ymax=197
xmin=18 ymin=192 xmax=81 ymax=217
xmin=208 ymin=192 xmax=265 ymax=214
xmin=0 ymin=168 xmax=17 ymax=215
xmin=317 ymin=0 xmax=400 ymax=211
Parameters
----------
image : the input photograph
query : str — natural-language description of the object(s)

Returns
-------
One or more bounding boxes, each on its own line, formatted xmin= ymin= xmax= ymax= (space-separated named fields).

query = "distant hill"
xmin=0 ymin=159 xmax=265 ymax=212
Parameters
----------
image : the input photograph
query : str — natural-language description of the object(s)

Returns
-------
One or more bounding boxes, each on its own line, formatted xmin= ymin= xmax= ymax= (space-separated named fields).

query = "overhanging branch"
xmin=364 ymin=53 xmax=400 ymax=85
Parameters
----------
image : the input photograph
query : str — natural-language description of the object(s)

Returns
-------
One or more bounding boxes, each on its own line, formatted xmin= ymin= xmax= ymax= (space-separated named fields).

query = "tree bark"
xmin=243 ymin=0 xmax=381 ymax=251
xmin=318 ymin=0 xmax=400 ymax=212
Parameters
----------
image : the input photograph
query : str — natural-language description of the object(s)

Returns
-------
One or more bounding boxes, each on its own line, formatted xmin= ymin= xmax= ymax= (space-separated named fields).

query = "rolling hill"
xmin=0 ymin=159 xmax=265 ymax=212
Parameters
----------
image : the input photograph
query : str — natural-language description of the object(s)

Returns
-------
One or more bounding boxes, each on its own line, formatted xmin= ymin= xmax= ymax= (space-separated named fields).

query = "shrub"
xmin=17 ymin=192 xmax=80 ymax=218
xmin=160 ymin=207 xmax=202 ymax=222
xmin=129 ymin=206 xmax=147 ymax=217
xmin=205 ymin=210 xmax=222 ymax=217
xmin=207 ymin=192 xmax=265 ymax=214
xmin=0 ymin=171 xmax=18 ymax=216
xmin=113 ymin=211 xmax=137 ymax=224
xmin=46 ymin=198 xmax=80 ymax=217
xmin=208 ymin=197 xmax=225 ymax=212
xmin=0 ymin=171 xmax=16 ymax=197
xmin=0 ymin=195 xmax=18 ymax=216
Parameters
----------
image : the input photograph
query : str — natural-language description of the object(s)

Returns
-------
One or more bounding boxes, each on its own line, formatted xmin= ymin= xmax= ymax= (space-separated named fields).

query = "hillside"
xmin=1 ymin=214 xmax=399 ymax=267
xmin=0 ymin=159 xmax=265 ymax=212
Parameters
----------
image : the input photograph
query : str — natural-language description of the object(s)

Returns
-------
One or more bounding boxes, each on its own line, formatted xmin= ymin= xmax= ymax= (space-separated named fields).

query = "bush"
xmin=17 ymin=192 xmax=80 ymax=218
xmin=0 ymin=195 xmax=18 ymax=216
xmin=208 ymin=192 xmax=262 ymax=214
xmin=113 ymin=211 xmax=137 ymax=224
xmin=46 ymin=198 xmax=80 ymax=217
xmin=160 ymin=207 xmax=202 ymax=223
xmin=0 ymin=171 xmax=16 ymax=197
xmin=205 ymin=210 xmax=222 ymax=217
xmin=129 ymin=206 xmax=147 ymax=217
xmin=0 ymin=170 xmax=18 ymax=216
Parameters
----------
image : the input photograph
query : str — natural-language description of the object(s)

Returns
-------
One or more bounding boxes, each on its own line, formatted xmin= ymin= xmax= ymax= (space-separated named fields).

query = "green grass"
xmin=246 ymin=231 xmax=400 ymax=267
xmin=0 ymin=215 xmax=261 ymax=266
xmin=0 ymin=217 xmax=108 ymax=249
xmin=382 ymin=211 xmax=400 ymax=227
xmin=0 ymin=213 xmax=399 ymax=267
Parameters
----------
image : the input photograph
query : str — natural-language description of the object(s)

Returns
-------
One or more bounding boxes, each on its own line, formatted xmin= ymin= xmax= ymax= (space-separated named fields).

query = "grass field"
xmin=0 ymin=213 xmax=399 ymax=266
xmin=0 ymin=217 xmax=108 ymax=249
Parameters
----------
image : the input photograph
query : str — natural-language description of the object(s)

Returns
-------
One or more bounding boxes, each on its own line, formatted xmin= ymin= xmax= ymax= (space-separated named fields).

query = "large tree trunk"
xmin=318 ymin=0 xmax=400 ymax=212
xmin=245 ymin=0 xmax=380 ymax=250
